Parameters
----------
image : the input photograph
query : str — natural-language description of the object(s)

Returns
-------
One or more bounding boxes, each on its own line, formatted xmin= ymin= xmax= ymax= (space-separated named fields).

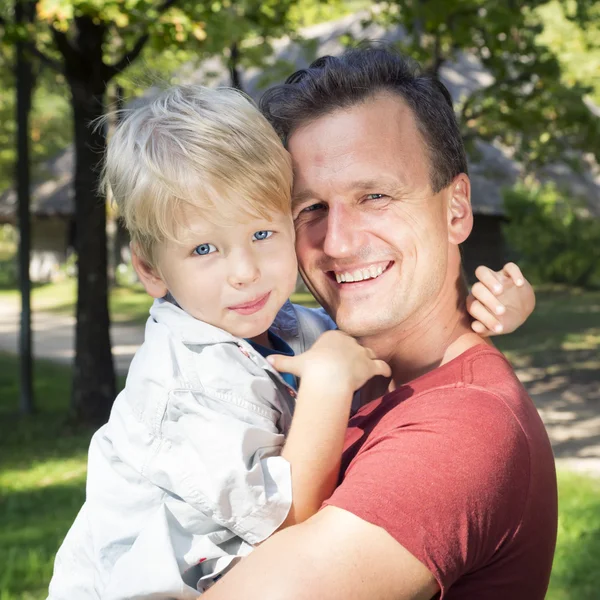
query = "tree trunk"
xmin=70 ymin=84 xmax=116 ymax=425
xmin=64 ymin=18 xmax=116 ymax=426
xmin=229 ymin=42 xmax=243 ymax=91
xmin=15 ymin=0 xmax=37 ymax=415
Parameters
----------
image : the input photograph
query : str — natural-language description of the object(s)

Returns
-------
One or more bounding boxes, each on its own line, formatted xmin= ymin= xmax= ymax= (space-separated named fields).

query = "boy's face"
xmin=139 ymin=207 xmax=298 ymax=339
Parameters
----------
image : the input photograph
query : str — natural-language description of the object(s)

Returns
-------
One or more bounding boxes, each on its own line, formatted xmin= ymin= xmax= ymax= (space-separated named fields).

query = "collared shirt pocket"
xmin=142 ymin=388 xmax=293 ymax=546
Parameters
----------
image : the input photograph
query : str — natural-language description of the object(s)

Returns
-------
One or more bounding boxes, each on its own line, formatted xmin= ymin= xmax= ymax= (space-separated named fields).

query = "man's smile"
xmin=328 ymin=261 xmax=394 ymax=285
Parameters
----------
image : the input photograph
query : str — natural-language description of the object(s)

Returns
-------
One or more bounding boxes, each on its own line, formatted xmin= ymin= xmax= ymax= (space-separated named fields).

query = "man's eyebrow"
xmin=292 ymin=189 xmax=318 ymax=205
xmin=347 ymin=178 xmax=404 ymax=193
xmin=292 ymin=178 xmax=405 ymax=205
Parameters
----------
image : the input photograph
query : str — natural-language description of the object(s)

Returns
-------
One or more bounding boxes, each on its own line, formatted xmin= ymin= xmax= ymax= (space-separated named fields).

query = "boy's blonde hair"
xmin=103 ymin=85 xmax=293 ymax=267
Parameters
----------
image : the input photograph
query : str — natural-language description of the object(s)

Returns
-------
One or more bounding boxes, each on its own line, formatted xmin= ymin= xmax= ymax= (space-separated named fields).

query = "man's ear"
xmin=447 ymin=173 xmax=473 ymax=245
xmin=131 ymin=244 xmax=168 ymax=299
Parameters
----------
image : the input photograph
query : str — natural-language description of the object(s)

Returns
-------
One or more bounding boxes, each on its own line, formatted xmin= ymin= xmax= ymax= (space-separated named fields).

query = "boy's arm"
xmin=467 ymin=262 xmax=535 ymax=336
xmin=268 ymin=330 xmax=390 ymax=528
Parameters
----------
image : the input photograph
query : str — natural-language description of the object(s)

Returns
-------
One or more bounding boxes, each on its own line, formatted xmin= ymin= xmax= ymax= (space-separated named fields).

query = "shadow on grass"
xmin=495 ymin=289 xmax=600 ymax=463
xmin=0 ymin=353 xmax=99 ymax=472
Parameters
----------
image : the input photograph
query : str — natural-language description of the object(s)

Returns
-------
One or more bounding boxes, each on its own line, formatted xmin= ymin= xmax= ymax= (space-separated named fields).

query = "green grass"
xmin=548 ymin=472 xmax=600 ymax=599
xmin=0 ymin=354 xmax=93 ymax=600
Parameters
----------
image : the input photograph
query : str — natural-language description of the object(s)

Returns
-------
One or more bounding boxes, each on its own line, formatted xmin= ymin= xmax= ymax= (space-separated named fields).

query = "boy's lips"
xmin=228 ymin=292 xmax=271 ymax=315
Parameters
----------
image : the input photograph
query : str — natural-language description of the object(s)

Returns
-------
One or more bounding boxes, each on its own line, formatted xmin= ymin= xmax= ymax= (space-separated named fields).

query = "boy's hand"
xmin=467 ymin=262 xmax=535 ymax=336
xmin=268 ymin=330 xmax=391 ymax=395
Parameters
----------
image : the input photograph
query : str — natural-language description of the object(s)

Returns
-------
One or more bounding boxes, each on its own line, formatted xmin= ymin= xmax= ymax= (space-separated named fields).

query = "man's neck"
xmin=358 ymin=271 xmax=485 ymax=399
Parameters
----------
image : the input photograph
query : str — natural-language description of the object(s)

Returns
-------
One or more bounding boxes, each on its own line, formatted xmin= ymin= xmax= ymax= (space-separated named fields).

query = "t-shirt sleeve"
xmin=323 ymin=387 xmax=531 ymax=595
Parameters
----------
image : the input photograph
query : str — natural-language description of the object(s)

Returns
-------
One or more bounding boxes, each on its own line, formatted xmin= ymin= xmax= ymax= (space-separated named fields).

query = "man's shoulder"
xmin=332 ymin=344 xmax=557 ymax=599
xmin=346 ymin=344 xmax=549 ymax=490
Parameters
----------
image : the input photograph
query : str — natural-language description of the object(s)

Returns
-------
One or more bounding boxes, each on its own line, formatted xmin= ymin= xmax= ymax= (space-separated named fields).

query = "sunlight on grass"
xmin=546 ymin=471 xmax=600 ymax=600
xmin=0 ymin=278 xmax=152 ymax=323
xmin=0 ymin=457 xmax=87 ymax=493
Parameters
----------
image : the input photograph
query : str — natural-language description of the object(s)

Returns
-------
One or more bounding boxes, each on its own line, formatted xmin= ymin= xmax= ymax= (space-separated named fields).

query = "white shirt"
xmin=48 ymin=299 xmax=334 ymax=599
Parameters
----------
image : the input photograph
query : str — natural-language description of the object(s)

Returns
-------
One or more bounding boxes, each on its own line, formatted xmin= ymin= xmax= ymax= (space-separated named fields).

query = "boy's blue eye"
xmin=193 ymin=243 xmax=217 ymax=256
xmin=253 ymin=230 xmax=273 ymax=241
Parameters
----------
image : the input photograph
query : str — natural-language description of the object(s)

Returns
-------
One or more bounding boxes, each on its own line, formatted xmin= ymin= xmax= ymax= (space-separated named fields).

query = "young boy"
xmin=48 ymin=85 xmax=534 ymax=600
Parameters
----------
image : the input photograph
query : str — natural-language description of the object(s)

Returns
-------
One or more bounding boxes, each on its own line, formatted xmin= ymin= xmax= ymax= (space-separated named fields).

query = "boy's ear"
xmin=131 ymin=244 xmax=168 ymax=299
xmin=447 ymin=173 xmax=473 ymax=245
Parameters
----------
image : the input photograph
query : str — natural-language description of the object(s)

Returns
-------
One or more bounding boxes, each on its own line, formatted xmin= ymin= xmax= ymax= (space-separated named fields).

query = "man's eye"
xmin=301 ymin=203 xmax=326 ymax=213
xmin=193 ymin=243 xmax=217 ymax=256
xmin=366 ymin=194 xmax=386 ymax=200
xmin=252 ymin=230 xmax=273 ymax=241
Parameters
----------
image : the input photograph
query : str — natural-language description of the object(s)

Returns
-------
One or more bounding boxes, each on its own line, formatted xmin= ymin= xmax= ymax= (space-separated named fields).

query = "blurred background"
xmin=0 ymin=1 xmax=599 ymax=598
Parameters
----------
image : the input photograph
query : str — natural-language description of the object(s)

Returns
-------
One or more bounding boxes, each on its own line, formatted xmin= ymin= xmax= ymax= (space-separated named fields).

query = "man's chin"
xmin=334 ymin=312 xmax=387 ymax=339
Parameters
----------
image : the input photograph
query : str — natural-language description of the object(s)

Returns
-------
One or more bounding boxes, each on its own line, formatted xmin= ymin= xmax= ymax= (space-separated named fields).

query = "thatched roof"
xmin=0 ymin=146 xmax=74 ymax=223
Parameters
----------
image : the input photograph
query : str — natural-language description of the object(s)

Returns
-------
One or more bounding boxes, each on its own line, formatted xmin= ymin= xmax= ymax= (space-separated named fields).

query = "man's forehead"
xmin=289 ymin=95 xmax=429 ymax=197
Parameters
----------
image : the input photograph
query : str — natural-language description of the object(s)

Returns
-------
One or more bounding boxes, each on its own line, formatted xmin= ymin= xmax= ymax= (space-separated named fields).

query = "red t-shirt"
xmin=324 ymin=344 xmax=557 ymax=599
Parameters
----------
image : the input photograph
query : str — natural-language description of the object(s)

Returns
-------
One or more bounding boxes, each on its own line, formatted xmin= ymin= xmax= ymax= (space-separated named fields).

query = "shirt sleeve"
xmin=323 ymin=388 xmax=531 ymax=595
xmin=142 ymin=388 xmax=292 ymax=545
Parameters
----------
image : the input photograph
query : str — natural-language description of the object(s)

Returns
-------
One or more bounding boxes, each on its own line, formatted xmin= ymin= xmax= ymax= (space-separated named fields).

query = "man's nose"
xmin=227 ymin=248 xmax=260 ymax=288
xmin=322 ymin=203 xmax=361 ymax=258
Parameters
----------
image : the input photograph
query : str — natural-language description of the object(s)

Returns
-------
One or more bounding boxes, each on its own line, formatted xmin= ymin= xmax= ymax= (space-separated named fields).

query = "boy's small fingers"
xmin=267 ymin=354 xmax=297 ymax=374
xmin=474 ymin=265 xmax=503 ymax=294
xmin=502 ymin=262 xmax=525 ymax=286
xmin=471 ymin=320 xmax=487 ymax=335
xmin=469 ymin=300 xmax=503 ymax=334
xmin=365 ymin=348 xmax=377 ymax=360
xmin=471 ymin=282 xmax=506 ymax=316
xmin=374 ymin=360 xmax=392 ymax=378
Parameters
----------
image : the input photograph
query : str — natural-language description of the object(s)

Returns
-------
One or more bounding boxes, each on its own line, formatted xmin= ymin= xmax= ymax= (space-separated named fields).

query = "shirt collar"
xmin=270 ymin=299 xmax=299 ymax=338
xmin=149 ymin=298 xmax=240 ymax=346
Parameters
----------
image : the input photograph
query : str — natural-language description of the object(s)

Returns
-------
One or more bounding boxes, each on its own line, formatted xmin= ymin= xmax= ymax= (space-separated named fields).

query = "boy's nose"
xmin=227 ymin=251 xmax=260 ymax=287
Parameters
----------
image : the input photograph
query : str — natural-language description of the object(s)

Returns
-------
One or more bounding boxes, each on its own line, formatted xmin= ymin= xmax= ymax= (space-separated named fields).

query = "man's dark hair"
xmin=260 ymin=45 xmax=468 ymax=193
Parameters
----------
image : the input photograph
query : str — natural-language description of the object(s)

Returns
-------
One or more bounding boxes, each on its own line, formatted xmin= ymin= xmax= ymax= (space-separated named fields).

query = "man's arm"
xmin=203 ymin=505 xmax=438 ymax=600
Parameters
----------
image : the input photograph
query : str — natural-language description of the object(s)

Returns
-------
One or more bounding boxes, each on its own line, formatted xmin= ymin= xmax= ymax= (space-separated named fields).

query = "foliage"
xmin=355 ymin=0 xmax=600 ymax=172
xmin=0 ymin=50 xmax=72 ymax=194
xmin=539 ymin=1 xmax=600 ymax=105
xmin=503 ymin=182 xmax=600 ymax=288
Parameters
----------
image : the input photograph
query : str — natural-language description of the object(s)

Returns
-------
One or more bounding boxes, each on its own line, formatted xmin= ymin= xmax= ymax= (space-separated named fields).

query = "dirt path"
xmin=516 ymin=363 xmax=600 ymax=476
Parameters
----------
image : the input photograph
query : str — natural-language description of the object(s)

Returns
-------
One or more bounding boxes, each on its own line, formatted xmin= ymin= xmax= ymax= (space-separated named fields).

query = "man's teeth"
xmin=335 ymin=264 xmax=385 ymax=284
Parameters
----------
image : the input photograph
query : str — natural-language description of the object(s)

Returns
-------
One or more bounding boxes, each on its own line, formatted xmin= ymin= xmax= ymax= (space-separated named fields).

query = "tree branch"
xmin=429 ymin=32 xmax=445 ymax=76
xmin=157 ymin=0 xmax=179 ymax=13
xmin=51 ymin=25 xmax=78 ymax=64
xmin=105 ymin=33 xmax=149 ymax=78
xmin=27 ymin=42 xmax=64 ymax=74
xmin=104 ymin=0 xmax=179 ymax=78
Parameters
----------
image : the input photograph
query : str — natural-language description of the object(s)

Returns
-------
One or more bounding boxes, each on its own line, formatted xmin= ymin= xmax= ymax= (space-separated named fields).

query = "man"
xmin=204 ymin=46 xmax=558 ymax=599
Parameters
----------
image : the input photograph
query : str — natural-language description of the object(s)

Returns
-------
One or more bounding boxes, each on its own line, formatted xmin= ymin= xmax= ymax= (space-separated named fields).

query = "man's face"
xmin=288 ymin=93 xmax=452 ymax=339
